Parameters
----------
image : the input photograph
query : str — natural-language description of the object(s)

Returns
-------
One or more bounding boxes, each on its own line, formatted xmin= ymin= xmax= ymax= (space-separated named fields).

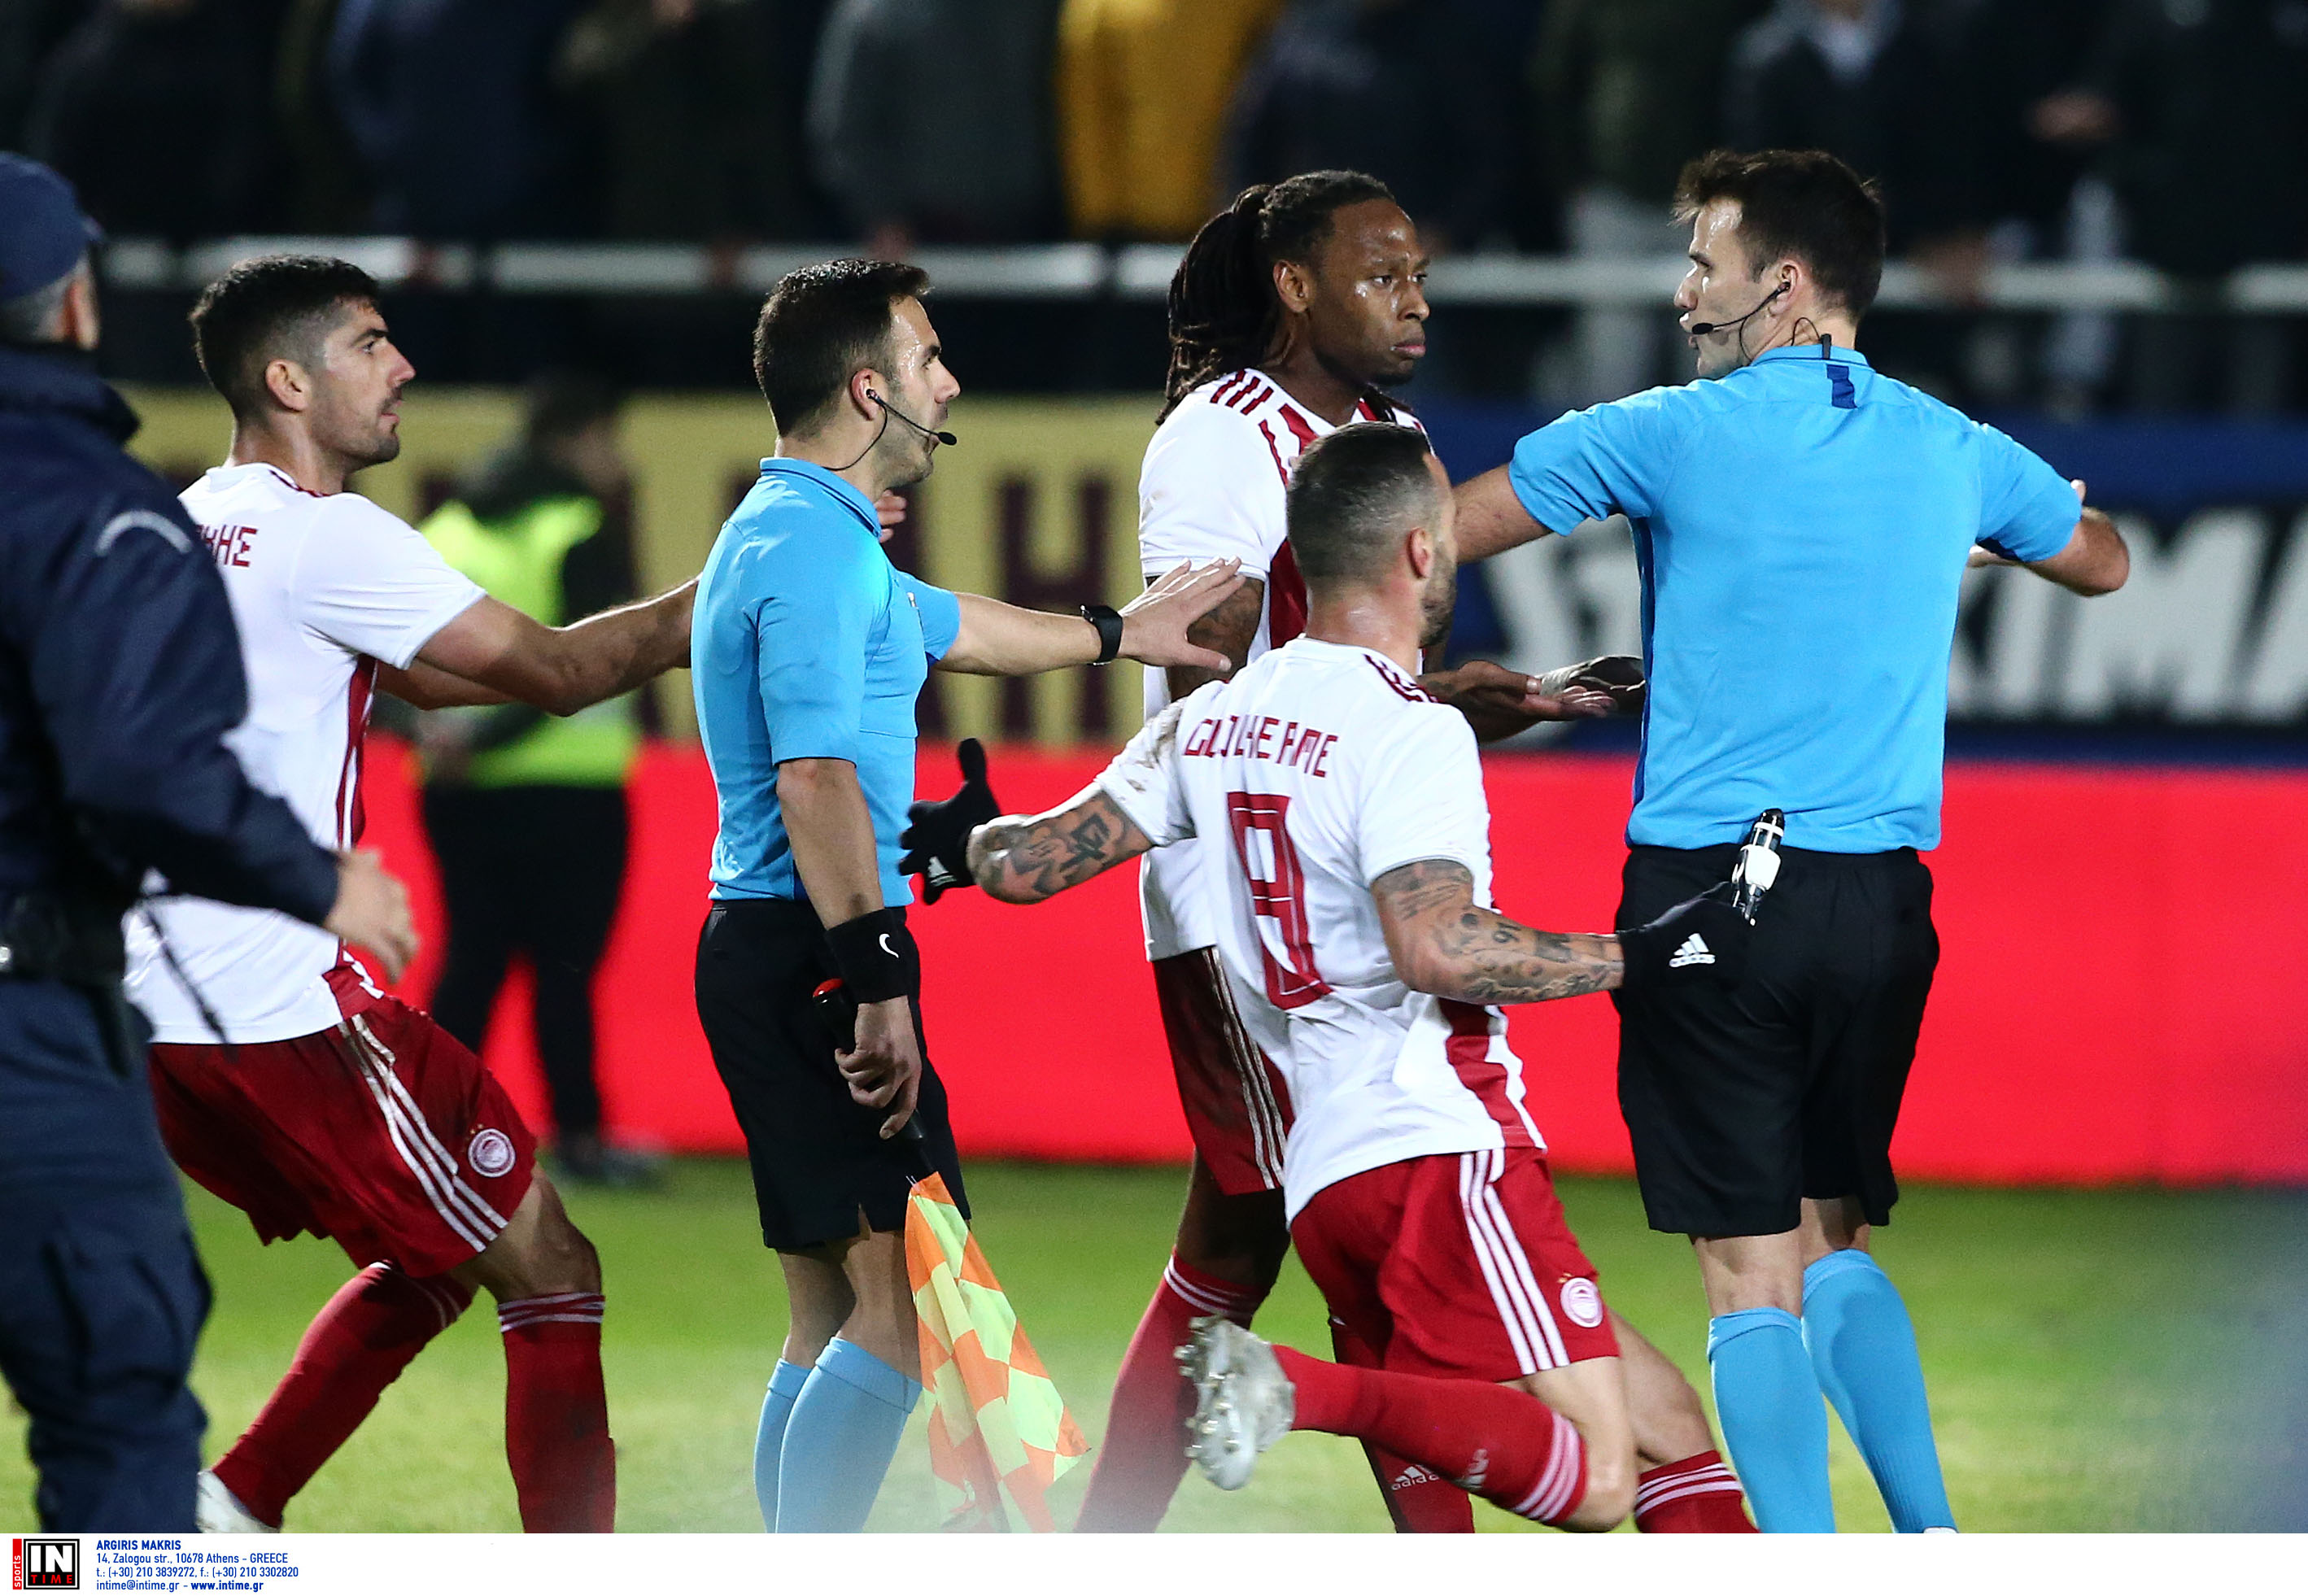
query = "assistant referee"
xmin=1451 ymin=150 xmax=2128 ymax=1533
xmin=692 ymin=259 xmax=1239 ymax=1533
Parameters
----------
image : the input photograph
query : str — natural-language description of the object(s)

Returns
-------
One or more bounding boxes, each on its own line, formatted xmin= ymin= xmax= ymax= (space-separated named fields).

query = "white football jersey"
xmin=1135 ymin=371 xmax=1416 ymax=960
xmin=1097 ymin=638 xmax=1543 ymax=1219
xmin=125 ymin=464 xmax=483 ymax=1044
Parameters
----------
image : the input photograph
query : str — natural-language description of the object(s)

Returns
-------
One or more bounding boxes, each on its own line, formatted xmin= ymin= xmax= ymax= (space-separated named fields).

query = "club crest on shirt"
xmin=1560 ymin=1276 xmax=1604 ymax=1328
xmin=468 ymin=1127 xmax=516 ymax=1178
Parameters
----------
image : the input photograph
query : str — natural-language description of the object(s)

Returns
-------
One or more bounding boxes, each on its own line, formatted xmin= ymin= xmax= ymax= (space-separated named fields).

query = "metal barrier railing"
xmin=98 ymin=237 xmax=2308 ymax=313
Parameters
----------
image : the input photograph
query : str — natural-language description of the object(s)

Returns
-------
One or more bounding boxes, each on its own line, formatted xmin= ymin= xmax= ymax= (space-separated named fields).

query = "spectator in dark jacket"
xmin=807 ymin=0 xmax=1064 ymax=254
xmin=1723 ymin=0 xmax=1966 ymax=252
xmin=328 ymin=0 xmax=582 ymax=237
xmin=2083 ymin=0 xmax=2308 ymax=411
xmin=558 ymin=0 xmax=809 ymax=242
xmin=25 ymin=0 xmax=287 ymax=238
xmin=1223 ymin=0 xmax=1512 ymax=256
xmin=1536 ymin=0 xmax=1767 ymax=401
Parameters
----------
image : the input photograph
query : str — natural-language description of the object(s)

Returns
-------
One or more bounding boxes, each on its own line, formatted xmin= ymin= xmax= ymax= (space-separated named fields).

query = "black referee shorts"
xmin=694 ymin=897 xmax=968 ymax=1253
xmin=1614 ymin=842 xmax=1939 ymax=1238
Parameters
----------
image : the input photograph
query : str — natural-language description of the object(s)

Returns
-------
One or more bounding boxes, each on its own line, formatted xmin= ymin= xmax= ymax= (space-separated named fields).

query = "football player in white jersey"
xmin=133 ymin=255 xmax=696 ymax=1533
xmin=1077 ymin=170 xmax=1649 ymax=1531
xmin=940 ymin=423 xmax=1759 ymax=1531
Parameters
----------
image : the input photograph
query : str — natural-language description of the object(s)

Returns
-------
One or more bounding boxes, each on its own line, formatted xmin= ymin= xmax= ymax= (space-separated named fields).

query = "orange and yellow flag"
xmin=906 ymin=1172 xmax=1091 ymax=1531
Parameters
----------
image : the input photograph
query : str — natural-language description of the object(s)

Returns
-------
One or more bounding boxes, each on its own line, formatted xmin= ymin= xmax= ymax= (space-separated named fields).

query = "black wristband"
xmin=825 ymin=908 xmax=921 ymax=1005
xmin=1080 ymin=603 xmax=1123 ymax=665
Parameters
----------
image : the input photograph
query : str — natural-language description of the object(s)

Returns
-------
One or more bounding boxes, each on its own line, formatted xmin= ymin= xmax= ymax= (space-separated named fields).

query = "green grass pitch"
xmin=6 ymin=1162 xmax=2302 ymax=1532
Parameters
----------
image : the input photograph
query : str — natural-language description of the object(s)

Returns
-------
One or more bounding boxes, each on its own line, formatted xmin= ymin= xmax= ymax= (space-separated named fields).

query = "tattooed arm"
xmin=967 ymin=789 xmax=1157 ymax=905
xmin=1372 ymin=857 xmax=1623 ymax=1004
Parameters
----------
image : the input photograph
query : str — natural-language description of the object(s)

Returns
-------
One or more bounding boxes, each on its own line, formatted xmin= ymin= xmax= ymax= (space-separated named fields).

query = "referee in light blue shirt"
xmin=691 ymin=259 xmax=1240 ymax=1534
xmin=1452 ymin=150 xmax=2129 ymax=1533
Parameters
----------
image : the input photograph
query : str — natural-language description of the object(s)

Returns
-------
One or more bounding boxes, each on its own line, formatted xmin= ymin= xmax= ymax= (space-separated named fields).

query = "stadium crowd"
xmin=3 ymin=0 xmax=2305 ymax=408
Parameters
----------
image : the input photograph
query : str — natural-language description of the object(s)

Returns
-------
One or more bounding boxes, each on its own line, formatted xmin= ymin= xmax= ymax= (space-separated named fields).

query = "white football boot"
xmin=1176 ymin=1315 xmax=1295 ymax=1490
xmin=195 ymin=1470 xmax=277 ymax=1533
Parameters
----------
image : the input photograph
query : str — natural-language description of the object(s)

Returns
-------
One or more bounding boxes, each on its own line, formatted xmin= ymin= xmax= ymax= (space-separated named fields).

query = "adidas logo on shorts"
xmin=1668 ymin=934 xmax=1715 ymax=968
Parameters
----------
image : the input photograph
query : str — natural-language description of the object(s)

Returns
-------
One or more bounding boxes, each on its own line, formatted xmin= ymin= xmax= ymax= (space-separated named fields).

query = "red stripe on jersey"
xmin=1441 ymin=1000 xmax=1538 ymax=1149
xmin=1229 ymin=379 xmax=1272 ymax=413
xmin=337 ymin=656 xmax=377 ymax=847
xmin=1257 ymin=420 xmax=1292 ymax=487
xmin=1276 ymin=403 xmax=1318 ymax=448
xmin=1268 ymin=539 xmax=1308 ymax=646
xmin=1211 ymin=372 xmax=1252 ymax=408
xmin=1362 ymin=653 xmax=1438 ymax=704
xmin=263 ymin=464 xmax=327 ymax=499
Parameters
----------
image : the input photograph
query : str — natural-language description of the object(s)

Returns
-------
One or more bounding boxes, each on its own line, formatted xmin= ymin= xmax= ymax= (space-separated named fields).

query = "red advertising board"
xmin=364 ymin=740 xmax=2308 ymax=1186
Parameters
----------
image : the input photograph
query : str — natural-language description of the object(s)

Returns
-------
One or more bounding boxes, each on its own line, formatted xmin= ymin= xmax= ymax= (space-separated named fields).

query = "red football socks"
xmin=1075 ymin=1255 xmax=1266 ymax=1531
xmin=1276 ymin=1347 xmax=1589 ymax=1527
xmin=1635 ymin=1450 xmax=1757 ymax=1533
xmin=212 ymin=1263 xmax=471 ymax=1527
xmin=498 ymin=1293 xmax=615 ymax=1533
xmin=1330 ymin=1319 xmax=1474 ymax=1533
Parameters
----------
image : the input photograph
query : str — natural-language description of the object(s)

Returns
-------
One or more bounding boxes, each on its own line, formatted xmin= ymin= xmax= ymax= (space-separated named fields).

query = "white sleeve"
xmin=1137 ymin=405 xmax=1288 ymax=582
xmin=1094 ymin=694 xmax=1204 ymax=848
xmin=1355 ymin=708 xmax=1492 ymax=886
xmin=292 ymin=498 xmax=486 ymax=669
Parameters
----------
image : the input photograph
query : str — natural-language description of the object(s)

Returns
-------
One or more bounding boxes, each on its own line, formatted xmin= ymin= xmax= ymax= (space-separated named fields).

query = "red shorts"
xmin=149 ymin=996 xmax=536 ymax=1279
xmin=1291 ymin=1146 xmax=1620 ymax=1383
xmin=1150 ymin=948 xmax=1293 ymax=1196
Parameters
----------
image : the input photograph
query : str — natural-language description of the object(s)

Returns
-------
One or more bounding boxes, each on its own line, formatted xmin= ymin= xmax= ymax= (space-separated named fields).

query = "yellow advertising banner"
xmin=121 ymin=387 xmax=1167 ymax=742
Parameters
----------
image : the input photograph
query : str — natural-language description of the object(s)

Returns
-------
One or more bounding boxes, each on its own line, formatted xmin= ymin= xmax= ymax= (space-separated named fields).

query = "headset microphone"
xmin=1689 ymin=281 xmax=1788 ymax=338
xmin=867 ymin=390 xmax=958 ymax=447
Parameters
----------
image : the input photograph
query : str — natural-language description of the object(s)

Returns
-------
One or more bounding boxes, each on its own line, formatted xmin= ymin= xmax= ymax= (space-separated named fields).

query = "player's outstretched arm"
xmin=408 ymin=582 xmax=697 ymax=717
xmin=967 ymin=789 xmax=1154 ymax=905
xmin=1373 ymin=857 xmax=1624 ymax=1004
xmin=1418 ymin=658 xmax=1632 ymax=743
xmin=936 ymin=560 xmax=1246 ymax=677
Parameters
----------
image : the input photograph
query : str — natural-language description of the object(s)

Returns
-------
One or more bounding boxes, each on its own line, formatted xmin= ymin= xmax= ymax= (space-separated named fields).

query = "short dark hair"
xmin=1673 ymin=149 xmax=1886 ymax=320
xmin=751 ymin=259 xmax=931 ymax=435
xmin=189 ymin=254 xmax=381 ymax=415
xmin=1286 ymin=423 xmax=1439 ymax=583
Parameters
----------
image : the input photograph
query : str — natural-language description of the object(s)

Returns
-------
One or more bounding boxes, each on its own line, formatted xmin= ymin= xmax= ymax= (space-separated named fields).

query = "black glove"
xmin=897 ymin=738 xmax=1001 ymax=905
xmin=1618 ymin=881 xmax=1752 ymax=992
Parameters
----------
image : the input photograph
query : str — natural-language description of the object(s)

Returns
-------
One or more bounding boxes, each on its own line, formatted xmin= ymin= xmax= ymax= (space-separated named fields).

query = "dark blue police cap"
xmin=0 ymin=154 xmax=102 ymax=302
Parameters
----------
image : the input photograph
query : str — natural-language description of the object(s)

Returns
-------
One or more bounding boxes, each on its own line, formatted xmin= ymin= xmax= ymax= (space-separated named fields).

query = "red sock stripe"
xmin=1161 ymin=1258 xmax=1263 ymax=1323
xmin=1512 ymin=1408 xmax=1586 ymax=1524
xmin=1635 ymin=1454 xmax=1743 ymax=1510
xmin=499 ymin=1293 xmax=605 ymax=1332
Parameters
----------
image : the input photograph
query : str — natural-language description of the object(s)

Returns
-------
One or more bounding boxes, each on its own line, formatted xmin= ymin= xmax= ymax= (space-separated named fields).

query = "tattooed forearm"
xmin=968 ymin=790 xmax=1151 ymax=904
xmin=1372 ymin=857 xmax=1623 ymax=1004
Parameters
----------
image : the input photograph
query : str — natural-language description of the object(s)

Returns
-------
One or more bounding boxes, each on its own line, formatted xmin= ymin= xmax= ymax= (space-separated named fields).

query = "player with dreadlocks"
xmin=1067 ymin=172 xmax=1751 ymax=1533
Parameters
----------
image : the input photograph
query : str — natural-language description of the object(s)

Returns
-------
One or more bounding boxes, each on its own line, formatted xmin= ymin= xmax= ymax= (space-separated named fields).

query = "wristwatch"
xmin=1080 ymin=603 xmax=1123 ymax=665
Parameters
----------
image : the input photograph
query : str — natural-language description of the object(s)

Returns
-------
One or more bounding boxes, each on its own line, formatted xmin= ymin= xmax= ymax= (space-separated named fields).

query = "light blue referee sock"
xmin=774 ymin=1338 xmax=922 ymax=1533
xmin=752 ymin=1359 xmax=812 ymax=1531
xmin=1708 ymin=1306 xmax=1835 ymax=1532
xmin=1803 ymin=1249 xmax=1955 ymax=1532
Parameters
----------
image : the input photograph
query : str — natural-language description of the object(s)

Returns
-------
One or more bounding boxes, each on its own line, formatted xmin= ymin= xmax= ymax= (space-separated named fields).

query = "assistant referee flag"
xmin=906 ymin=1175 xmax=1090 ymax=1530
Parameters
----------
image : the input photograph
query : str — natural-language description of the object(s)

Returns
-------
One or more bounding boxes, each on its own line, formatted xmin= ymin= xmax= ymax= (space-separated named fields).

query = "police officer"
xmin=1449 ymin=150 xmax=2128 ymax=1532
xmin=0 ymin=155 xmax=418 ymax=1532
